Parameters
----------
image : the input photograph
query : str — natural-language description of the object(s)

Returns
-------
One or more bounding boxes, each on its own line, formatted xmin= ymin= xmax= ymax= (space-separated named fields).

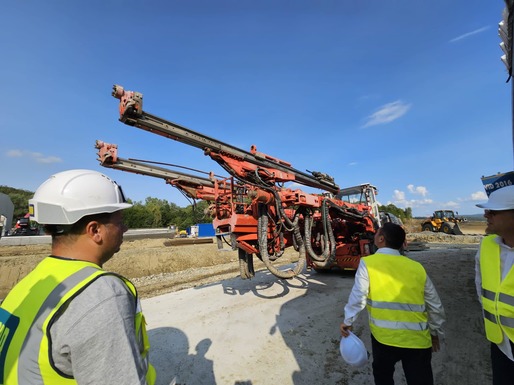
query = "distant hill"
xmin=0 ymin=186 xmax=35 ymax=220
xmin=462 ymin=213 xmax=486 ymax=221
xmin=414 ymin=213 xmax=486 ymax=222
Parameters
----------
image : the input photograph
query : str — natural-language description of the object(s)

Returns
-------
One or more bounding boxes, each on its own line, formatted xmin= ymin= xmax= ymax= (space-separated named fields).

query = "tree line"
xmin=0 ymin=186 xmax=412 ymax=231
xmin=0 ymin=186 xmax=212 ymax=231
xmin=377 ymin=204 xmax=413 ymax=221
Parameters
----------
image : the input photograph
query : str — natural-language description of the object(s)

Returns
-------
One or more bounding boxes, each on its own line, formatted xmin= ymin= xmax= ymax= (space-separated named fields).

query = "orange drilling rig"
xmin=97 ymin=85 xmax=380 ymax=280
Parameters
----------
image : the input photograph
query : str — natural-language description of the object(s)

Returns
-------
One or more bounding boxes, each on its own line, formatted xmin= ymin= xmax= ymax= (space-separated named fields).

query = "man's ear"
xmin=85 ymin=221 xmax=102 ymax=242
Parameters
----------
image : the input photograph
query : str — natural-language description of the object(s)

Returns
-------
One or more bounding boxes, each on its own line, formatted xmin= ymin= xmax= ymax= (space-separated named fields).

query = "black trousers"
xmin=491 ymin=342 xmax=514 ymax=385
xmin=371 ymin=334 xmax=433 ymax=385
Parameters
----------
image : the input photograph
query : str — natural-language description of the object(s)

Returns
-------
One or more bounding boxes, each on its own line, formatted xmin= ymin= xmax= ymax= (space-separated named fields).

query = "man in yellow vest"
xmin=475 ymin=176 xmax=514 ymax=385
xmin=0 ymin=169 xmax=156 ymax=385
xmin=340 ymin=222 xmax=445 ymax=385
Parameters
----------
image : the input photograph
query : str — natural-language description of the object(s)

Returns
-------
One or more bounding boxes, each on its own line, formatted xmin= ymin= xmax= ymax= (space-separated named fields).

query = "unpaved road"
xmin=0 ymin=225 xmax=491 ymax=384
xmin=144 ymin=242 xmax=490 ymax=385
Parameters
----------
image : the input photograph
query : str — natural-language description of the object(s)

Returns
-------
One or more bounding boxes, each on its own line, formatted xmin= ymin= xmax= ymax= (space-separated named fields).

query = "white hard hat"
xmin=339 ymin=332 xmax=369 ymax=367
xmin=29 ymin=169 xmax=132 ymax=225
xmin=476 ymin=185 xmax=514 ymax=211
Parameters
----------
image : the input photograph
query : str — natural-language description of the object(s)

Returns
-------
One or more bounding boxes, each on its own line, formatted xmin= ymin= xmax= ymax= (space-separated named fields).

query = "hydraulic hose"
xmin=257 ymin=204 xmax=305 ymax=279
xmin=304 ymin=200 xmax=337 ymax=268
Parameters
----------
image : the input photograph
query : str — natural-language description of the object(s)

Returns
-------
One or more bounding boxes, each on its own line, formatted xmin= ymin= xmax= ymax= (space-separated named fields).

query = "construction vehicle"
xmin=96 ymin=140 xmax=378 ymax=278
xmin=11 ymin=213 xmax=40 ymax=236
xmin=379 ymin=212 xmax=404 ymax=228
xmin=336 ymin=184 xmax=381 ymax=225
xmin=420 ymin=210 xmax=467 ymax=235
xmin=100 ymin=85 xmax=381 ymax=280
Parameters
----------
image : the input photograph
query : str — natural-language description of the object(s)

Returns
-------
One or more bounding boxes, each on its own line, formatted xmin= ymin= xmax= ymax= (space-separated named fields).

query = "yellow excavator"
xmin=420 ymin=210 xmax=467 ymax=235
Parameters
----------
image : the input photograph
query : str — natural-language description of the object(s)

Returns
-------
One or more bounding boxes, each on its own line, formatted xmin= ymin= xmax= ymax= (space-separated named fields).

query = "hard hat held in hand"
xmin=29 ymin=169 xmax=132 ymax=225
xmin=340 ymin=331 xmax=369 ymax=367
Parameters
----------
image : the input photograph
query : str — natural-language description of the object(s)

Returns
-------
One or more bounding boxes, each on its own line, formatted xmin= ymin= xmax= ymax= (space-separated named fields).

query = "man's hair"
xmin=44 ymin=212 xmax=114 ymax=239
xmin=380 ymin=222 xmax=406 ymax=250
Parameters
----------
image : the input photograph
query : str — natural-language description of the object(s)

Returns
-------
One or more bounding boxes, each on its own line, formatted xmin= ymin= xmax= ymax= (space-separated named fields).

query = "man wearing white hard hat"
xmin=341 ymin=222 xmax=445 ymax=385
xmin=475 ymin=172 xmax=514 ymax=385
xmin=0 ymin=170 xmax=156 ymax=385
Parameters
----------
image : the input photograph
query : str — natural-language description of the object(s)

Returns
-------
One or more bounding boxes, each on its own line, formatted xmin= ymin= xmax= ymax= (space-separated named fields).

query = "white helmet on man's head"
xmin=29 ymin=169 xmax=132 ymax=225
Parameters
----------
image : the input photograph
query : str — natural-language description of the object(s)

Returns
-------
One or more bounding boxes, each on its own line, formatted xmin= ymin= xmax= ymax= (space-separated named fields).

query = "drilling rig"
xmin=98 ymin=85 xmax=380 ymax=280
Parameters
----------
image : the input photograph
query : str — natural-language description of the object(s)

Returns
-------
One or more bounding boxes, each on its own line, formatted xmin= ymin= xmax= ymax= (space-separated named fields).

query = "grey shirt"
xmin=50 ymin=275 xmax=149 ymax=384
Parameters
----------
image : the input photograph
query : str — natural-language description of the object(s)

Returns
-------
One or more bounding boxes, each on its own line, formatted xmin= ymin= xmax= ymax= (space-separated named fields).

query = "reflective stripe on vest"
xmin=480 ymin=235 xmax=514 ymax=343
xmin=365 ymin=253 xmax=431 ymax=349
xmin=366 ymin=299 xmax=428 ymax=331
xmin=0 ymin=257 xmax=155 ymax=385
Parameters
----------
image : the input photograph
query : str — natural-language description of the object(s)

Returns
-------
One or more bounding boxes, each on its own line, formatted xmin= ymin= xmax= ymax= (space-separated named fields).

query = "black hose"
xmin=306 ymin=199 xmax=337 ymax=268
xmin=257 ymin=204 xmax=305 ymax=279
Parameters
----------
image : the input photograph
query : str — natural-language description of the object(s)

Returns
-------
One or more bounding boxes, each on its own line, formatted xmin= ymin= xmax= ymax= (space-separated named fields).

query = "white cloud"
xmin=390 ymin=185 xmax=487 ymax=216
xmin=471 ymin=191 xmax=487 ymax=201
xmin=449 ymin=26 xmax=489 ymax=43
xmin=35 ymin=155 xmax=62 ymax=164
xmin=6 ymin=150 xmax=23 ymax=157
xmin=362 ymin=100 xmax=411 ymax=128
xmin=348 ymin=162 xmax=358 ymax=166
xmin=5 ymin=149 xmax=62 ymax=164
xmin=390 ymin=185 xmax=488 ymax=215
xmin=388 ymin=197 xmax=433 ymax=209
xmin=391 ymin=188 xmax=433 ymax=209
xmin=393 ymin=189 xmax=405 ymax=201
xmin=441 ymin=201 xmax=459 ymax=208
xmin=407 ymin=184 xmax=428 ymax=196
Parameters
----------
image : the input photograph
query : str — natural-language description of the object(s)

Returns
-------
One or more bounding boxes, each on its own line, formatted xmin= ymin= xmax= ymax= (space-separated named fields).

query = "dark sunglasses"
xmin=485 ymin=209 xmax=514 ymax=216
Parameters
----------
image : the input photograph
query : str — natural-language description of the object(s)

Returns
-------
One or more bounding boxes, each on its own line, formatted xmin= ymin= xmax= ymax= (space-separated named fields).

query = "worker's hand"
xmin=431 ymin=335 xmax=440 ymax=352
xmin=340 ymin=323 xmax=352 ymax=337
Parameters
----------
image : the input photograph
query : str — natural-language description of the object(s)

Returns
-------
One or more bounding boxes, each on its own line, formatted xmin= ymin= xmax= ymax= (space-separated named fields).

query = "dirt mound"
xmin=407 ymin=232 xmax=483 ymax=244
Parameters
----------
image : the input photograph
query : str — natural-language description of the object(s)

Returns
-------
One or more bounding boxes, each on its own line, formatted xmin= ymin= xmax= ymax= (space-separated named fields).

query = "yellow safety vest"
xmin=0 ymin=256 xmax=156 ymax=385
xmin=480 ymin=235 xmax=514 ymax=344
xmin=365 ymin=253 xmax=431 ymax=348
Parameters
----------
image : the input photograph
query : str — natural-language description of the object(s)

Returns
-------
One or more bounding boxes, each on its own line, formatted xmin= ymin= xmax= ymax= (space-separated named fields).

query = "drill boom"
xmin=112 ymin=85 xmax=340 ymax=193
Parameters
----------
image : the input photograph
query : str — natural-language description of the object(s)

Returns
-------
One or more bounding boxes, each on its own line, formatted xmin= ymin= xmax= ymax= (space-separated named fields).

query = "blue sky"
xmin=1 ymin=1 xmax=511 ymax=217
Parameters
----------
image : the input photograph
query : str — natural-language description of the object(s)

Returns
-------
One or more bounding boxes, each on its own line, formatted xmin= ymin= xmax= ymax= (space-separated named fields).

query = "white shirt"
xmin=475 ymin=236 xmax=514 ymax=360
xmin=344 ymin=247 xmax=446 ymax=336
